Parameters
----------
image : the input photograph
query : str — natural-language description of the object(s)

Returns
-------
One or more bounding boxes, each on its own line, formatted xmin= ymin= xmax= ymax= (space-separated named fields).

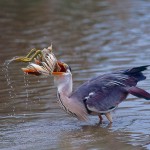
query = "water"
xmin=0 ymin=0 xmax=150 ymax=149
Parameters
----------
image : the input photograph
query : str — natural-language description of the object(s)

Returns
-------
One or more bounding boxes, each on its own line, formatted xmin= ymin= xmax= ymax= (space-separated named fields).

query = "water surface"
xmin=0 ymin=0 xmax=150 ymax=150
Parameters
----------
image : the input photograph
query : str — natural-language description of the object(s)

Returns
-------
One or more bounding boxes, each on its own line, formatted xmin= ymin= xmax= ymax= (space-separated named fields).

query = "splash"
xmin=3 ymin=56 xmax=21 ymax=66
xmin=23 ymin=74 xmax=31 ymax=110
xmin=2 ymin=56 xmax=21 ymax=86
xmin=2 ymin=57 xmax=19 ymax=116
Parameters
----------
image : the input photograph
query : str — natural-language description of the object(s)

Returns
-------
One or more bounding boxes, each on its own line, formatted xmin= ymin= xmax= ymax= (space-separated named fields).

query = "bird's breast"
xmin=57 ymin=92 xmax=77 ymax=117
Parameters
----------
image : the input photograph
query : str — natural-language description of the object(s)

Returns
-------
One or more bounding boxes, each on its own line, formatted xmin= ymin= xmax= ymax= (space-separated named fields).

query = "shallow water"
xmin=0 ymin=0 xmax=150 ymax=150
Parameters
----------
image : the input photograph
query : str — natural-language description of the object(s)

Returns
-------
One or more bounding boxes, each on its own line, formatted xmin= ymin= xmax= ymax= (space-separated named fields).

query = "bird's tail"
xmin=123 ymin=65 xmax=150 ymax=81
xmin=127 ymin=86 xmax=150 ymax=100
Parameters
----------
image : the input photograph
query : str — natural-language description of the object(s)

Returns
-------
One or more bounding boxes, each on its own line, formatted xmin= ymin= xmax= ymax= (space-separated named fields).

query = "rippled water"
xmin=0 ymin=0 xmax=150 ymax=150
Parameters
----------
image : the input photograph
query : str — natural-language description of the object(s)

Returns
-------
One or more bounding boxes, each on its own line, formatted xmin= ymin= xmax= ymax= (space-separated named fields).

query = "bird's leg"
xmin=98 ymin=114 xmax=103 ymax=124
xmin=105 ymin=112 xmax=113 ymax=123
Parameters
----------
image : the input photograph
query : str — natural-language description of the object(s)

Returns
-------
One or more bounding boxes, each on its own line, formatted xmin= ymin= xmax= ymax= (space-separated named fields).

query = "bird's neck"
xmin=58 ymin=81 xmax=72 ymax=97
xmin=55 ymin=74 xmax=73 ymax=97
xmin=54 ymin=73 xmax=88 ymax=121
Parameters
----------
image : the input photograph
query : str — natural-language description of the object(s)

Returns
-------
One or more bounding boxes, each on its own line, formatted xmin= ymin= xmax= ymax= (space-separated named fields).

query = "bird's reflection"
xmin=56 ymin=121 xmax=140 ymax=150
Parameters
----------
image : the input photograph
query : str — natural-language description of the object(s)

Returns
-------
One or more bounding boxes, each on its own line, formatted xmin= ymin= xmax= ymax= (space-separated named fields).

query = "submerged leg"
xmin=98 ymin=114 xmax=103 ymax=124
xmin=105 ymin=112 xmax=113 ymax=123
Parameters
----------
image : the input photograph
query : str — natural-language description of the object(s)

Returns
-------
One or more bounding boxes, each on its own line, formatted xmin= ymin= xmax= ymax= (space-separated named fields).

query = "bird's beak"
xmin=51 ymin=72 xmax=65 ymax=76
xmin=51 ymin=61 xmax=68 ymax=76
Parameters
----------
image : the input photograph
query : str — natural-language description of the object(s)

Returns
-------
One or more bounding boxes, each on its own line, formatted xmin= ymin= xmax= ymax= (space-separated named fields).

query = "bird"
xmin=15 ymin=48 xmax=150 ymax=124
xmin=21 ymin=57 xmax=150 ymax=124
xmin=52 ymin=64 xmax=150 ymax=123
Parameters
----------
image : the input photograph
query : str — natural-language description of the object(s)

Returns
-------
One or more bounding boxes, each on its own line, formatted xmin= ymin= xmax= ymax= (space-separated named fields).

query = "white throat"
xmin=54 ymin=72 xmax=73 ymax=96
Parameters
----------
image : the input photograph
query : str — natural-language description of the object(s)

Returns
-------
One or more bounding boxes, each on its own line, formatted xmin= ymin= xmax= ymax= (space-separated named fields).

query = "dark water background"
xmin=0 ymin=0 xmax=150 ymax=149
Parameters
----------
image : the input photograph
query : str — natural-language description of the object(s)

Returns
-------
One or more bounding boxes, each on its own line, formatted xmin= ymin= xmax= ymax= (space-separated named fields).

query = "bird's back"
xmin=70 ymin=65 xmax=150 ymax=113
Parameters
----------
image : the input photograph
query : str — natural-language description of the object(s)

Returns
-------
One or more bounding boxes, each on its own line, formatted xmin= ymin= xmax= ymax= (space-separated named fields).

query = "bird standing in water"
xmin=15 ymin=48 xmax=150 ymax=124
xmin=51 ymin=65 xmax=150 ymax=123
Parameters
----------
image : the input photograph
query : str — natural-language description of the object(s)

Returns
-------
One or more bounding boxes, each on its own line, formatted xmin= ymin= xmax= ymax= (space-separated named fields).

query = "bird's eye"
xmin=60 ymin=62 xmax=72 ymax=73
xmin=68 ymin=65 xmax=72 ymax=72
xmin=65 ymin=64 xmax=72 ymax=72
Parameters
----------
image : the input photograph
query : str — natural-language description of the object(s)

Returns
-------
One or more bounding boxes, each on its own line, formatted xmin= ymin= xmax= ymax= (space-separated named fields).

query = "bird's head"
xmin=52 ymin=61 xmax=72 ymax=92
xmin=52 ymin=61 xmax=71 ymax=76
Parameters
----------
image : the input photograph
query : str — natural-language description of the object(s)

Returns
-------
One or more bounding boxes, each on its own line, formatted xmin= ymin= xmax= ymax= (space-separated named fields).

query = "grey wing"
xmin=70 ymin=73 xmax=132 ymax=113
xmin=85 ymin=85 xmax=128 ymax=113
xmin=70 ymin=66 xmax=148 ymax=113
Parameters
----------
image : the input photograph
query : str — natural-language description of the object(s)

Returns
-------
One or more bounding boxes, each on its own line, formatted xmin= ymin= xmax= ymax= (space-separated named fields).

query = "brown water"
xmin=0 ymin=0 xmax=150 ymax=150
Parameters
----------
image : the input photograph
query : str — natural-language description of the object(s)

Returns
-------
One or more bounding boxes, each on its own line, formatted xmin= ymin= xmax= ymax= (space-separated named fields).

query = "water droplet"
xmin=3 ymin=58 xmax=18 ymax=116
